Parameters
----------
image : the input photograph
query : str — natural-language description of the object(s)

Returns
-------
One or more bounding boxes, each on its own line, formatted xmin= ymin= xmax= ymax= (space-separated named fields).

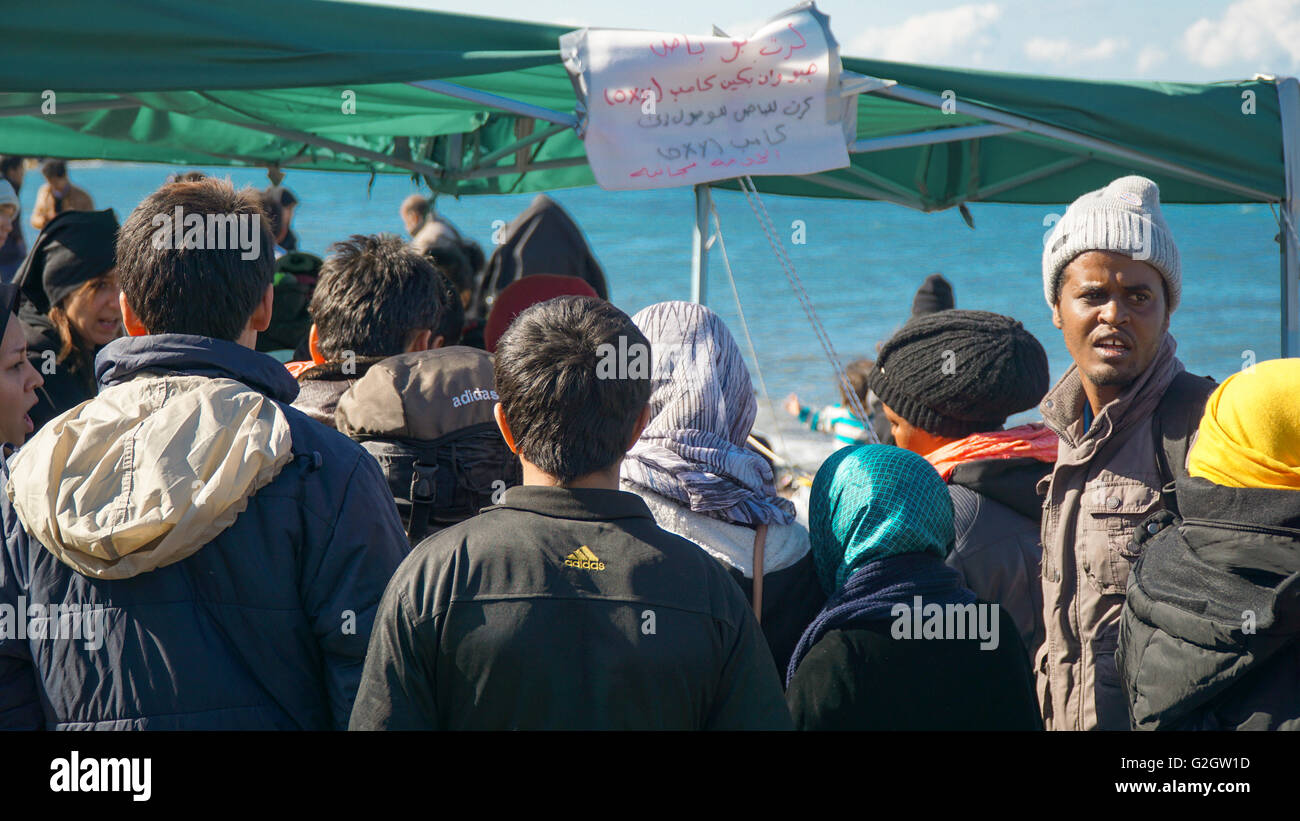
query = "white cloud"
xmin=1023 ymin=36 xmax=1126 ymax=65
xmin=1183 ymin=0 xmax=1300 ymax=70
xmin=1023 ymin=37 xmax=1068 ymax=63
xmin=1136 ymin=45 xmax=1167 ymax=74
xmin=849 ymin=4 xmax=1002 ymax=64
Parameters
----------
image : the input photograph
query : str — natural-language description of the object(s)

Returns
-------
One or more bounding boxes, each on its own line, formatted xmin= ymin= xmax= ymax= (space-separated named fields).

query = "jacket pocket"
xmin=1034 ymin=640 xmax=1052 ymax=729
xmin=1079 ymin=482 xmax=1161 ymax=596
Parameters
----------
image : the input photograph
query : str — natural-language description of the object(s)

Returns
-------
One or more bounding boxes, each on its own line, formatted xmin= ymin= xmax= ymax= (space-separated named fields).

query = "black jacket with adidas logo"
xmin=349 ymin=486 xmax=793 ymax=730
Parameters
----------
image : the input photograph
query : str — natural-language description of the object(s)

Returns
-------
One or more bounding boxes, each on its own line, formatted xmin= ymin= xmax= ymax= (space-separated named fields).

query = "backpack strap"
xmin=1152 ymin=371 xmax=1217 ymax=516
xmin=407 ymin=461 xmax=439 ymax=543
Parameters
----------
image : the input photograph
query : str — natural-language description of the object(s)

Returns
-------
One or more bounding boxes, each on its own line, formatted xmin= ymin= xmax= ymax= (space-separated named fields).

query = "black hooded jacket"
xmin=19 ymin=301 xmax=98 ymax=433
xmin=1118 ymin=477 xmax=1300 ymax=730
xmin=472 ymin=194 xmax=607 ymax=319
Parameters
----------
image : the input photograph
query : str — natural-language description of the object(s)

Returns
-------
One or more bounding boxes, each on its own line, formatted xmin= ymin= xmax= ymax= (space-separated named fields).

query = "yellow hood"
xmin=6 ymin=375 xmax=293 ymax=579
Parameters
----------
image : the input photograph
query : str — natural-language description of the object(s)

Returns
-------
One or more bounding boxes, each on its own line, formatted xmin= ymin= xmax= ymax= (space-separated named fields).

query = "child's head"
xmin=838 ymin=358 xmax=873 ymax=407
xmin=493 ymin=296 xmax=651 ymax=483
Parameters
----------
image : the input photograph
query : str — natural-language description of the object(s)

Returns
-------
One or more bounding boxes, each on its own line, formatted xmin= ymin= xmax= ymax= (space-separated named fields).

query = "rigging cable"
xmin=736 ymin=175 xmax=879 ymax=444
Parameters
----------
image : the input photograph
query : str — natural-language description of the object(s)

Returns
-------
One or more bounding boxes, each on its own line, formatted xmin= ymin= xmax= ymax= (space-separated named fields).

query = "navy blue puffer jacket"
xmin=0 ymin=334 xmax=410 ymax=729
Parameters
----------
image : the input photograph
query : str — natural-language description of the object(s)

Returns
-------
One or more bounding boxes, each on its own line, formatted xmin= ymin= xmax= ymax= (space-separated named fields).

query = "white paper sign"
xmin=561 ymin=3 xmax=853 ymax=190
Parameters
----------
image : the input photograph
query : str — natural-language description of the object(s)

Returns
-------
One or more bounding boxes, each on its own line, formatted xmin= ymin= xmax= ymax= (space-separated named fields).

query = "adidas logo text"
xmin=564 ymin=545 xmax=606 ymax=571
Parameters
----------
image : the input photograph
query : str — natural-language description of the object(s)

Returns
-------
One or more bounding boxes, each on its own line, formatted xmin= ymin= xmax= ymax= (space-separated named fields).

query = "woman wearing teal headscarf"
xmin=785 ymin=445 xmax=1041 ymax=730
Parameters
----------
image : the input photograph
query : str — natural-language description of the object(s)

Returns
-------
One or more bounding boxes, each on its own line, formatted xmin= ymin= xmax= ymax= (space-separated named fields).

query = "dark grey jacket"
xmin=1118 ymin=477 xmax=1300 ymax=731
xmin=350 ymin=485 xmax=792 ymax=730
xmin=945 ymin=457 xmax=1050 ymax=659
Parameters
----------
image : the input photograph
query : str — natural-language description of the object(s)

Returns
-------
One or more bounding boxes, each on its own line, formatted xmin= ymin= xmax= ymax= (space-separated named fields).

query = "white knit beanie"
xmin=1042 ymin=175 xmax=1181 ymax=311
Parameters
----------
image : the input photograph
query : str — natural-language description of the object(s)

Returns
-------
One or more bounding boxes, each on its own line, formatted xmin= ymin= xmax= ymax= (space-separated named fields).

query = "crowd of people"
xmin=0 ymin=166 xmax=1296 ymax=731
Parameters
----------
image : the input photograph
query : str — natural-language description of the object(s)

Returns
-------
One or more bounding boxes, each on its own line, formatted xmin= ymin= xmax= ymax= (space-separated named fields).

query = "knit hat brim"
xmin=1042 ymin=176 xmax=1181 ymax=312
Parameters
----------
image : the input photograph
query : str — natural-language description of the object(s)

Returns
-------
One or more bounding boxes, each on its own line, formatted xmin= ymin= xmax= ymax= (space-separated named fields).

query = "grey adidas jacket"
xmin=350 ymin=485 xmax=792 ymax=730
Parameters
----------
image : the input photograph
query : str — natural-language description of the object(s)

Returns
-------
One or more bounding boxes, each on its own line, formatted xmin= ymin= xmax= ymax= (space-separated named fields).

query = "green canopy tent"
xmin=3 ymin=0 xmax=1297 ymax=351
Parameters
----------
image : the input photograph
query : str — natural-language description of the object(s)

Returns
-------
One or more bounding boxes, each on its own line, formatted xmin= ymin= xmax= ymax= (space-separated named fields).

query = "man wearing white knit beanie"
xmin=1035 ymin=175 xmax=1215 ymax=731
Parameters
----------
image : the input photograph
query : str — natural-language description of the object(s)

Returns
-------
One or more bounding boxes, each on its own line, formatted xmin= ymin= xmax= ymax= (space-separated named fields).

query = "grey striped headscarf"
xmin=621 ymin=301 xmax=795 ymax=526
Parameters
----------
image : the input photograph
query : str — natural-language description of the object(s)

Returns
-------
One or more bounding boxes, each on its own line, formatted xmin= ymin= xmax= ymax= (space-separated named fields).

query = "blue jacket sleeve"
xmin=298 ymin=449 xmax=411 ymax=730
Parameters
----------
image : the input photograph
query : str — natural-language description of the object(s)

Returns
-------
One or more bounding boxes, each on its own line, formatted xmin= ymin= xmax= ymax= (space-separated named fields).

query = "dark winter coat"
xmin=349 ymin=485 xmax=793 ymax=730
xmin=291 ymin=356 xmax=386 ymax=429
xmin=0 ymin=334 xmax=410 ymax=730
xmin=946 ymin=457 xmax=1050 ymax=659
xmin=785 ymin=605 xmax=1041 ymax=730
xmin=1118 ymin=477 xmax=1300 ymax=730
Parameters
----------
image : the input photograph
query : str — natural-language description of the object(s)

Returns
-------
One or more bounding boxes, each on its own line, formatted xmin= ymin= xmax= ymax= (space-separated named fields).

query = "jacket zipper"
xmin=1180 ymin=517 xmax=1300 ymax=539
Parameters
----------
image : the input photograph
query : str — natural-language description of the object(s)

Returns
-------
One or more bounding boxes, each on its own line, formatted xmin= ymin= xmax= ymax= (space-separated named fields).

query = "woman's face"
xmin=63 ymin=270 xmax=122 ymax=347
xmin=0 ymin=316 xmax=43 ymax=446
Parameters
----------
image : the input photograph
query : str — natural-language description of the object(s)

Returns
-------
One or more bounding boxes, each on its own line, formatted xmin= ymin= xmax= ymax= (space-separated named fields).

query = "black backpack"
xmin=356 ymin=421 xmax=522 ymax=544
xmin=1152 ymin=371 xmax=1218 ymax=517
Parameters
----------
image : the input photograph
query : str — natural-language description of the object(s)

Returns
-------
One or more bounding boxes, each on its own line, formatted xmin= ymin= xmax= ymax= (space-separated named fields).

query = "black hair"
xmin=0 ymin=156 xmax=24 ymax=178
xmin=493 ymin=296 xmax=651 ymax=482
xmin=309 ymin=233 xmax=449 ymax=361
xmin=431 ymin=270 xmax=464 ymax=346
xmin=258 ymin=192 xmax=285 ymax=242
xmin=115 ymin=177 xmax=275 ymax=341
xmin=424 ymin=239 xmax=475 ymax=296
xmin=41 ymin=160 xmax=68 ymax=180
xmin=838 ymin=358 xmax=873 ymax=407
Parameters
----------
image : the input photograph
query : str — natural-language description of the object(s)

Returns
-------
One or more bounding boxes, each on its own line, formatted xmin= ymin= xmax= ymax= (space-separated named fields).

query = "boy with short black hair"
xmin=350 ymin=295 xmax=791 ymax=730
xmin=290 ymin=232 xmax=455 ymax=427
xmin=0 ymin=176 xmax=409 ymax=729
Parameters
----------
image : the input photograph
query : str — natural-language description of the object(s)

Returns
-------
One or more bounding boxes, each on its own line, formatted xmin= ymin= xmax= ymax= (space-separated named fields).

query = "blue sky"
xmin=368 ymin=0 xmax=1300 ymax=82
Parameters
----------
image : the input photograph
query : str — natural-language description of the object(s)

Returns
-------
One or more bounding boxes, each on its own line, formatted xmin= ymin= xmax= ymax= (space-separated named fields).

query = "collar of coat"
xmin=296 ymin=355 xmax=388 ymax=383
xmin=492 ymin=485 xmax=656 ymax=523
xmin=95 ymin=333 xmax=301 ymax=403
xmin=1039 ymin=332 xmax=1183 ymax=456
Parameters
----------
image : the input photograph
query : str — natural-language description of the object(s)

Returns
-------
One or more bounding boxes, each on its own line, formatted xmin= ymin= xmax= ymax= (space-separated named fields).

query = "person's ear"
xmin=494 ymin=402 xmax=519 ymax=454
xmin=626 ymin=404 xmax=652 ymax=451
xmin=248 ymin=283 xmax=274 ymax=333
xmin=406 ymin=328 xmax=433 ymax=353
xmin=432 ymin=334 xmax=446 ymax=350
xmin=1051 ymin=301 xmax=1063 ymax=330
xmin=308 ymin=323 xmax=326 ymax=365
xmin=119 ymin=292 xmax=149 ymax=336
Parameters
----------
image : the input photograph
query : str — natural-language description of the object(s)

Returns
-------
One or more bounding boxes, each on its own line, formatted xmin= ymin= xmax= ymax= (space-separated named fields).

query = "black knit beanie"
xmin=867 ymin=309 xmax=1049 ymax=438
xmin=17 ymin=208 xmax=119 ymax=314
xmin=910 ymin=273 xmax=954 ymax=317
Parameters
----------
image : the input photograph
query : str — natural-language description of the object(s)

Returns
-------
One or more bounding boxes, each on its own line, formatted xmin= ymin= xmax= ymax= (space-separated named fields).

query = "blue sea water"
xmin=15 ymin=161 xmax=1286 ymax=468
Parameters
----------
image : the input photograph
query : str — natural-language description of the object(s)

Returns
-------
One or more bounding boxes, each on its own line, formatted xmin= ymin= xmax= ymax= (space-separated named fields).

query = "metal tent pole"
xmin=406 ymin=79 xmax=579 ymax=129
xmin=1278 ymin=77 xmax=1300 ymax=357
xmin=691 ymin=184 xmax=712 ymax=304
xmin=848 ymin=73 xmax=1280 ymax=203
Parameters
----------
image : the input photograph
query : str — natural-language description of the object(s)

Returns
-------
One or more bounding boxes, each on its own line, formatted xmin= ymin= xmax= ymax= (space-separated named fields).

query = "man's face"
xmin=1052 ymin=250 xmax=1169 ymax=398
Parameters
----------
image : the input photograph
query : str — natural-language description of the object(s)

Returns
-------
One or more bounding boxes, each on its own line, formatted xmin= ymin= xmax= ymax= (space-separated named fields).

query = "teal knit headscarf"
xmin=809 ymin=444 xmax=956 ymax=594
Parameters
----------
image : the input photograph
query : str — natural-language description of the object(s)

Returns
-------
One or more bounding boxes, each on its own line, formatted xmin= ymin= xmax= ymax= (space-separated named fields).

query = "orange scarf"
xmin=925 ymin=423 xmax=1058 ymax=481
xmin=284 ymin=359 xmax=315 ymax=379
